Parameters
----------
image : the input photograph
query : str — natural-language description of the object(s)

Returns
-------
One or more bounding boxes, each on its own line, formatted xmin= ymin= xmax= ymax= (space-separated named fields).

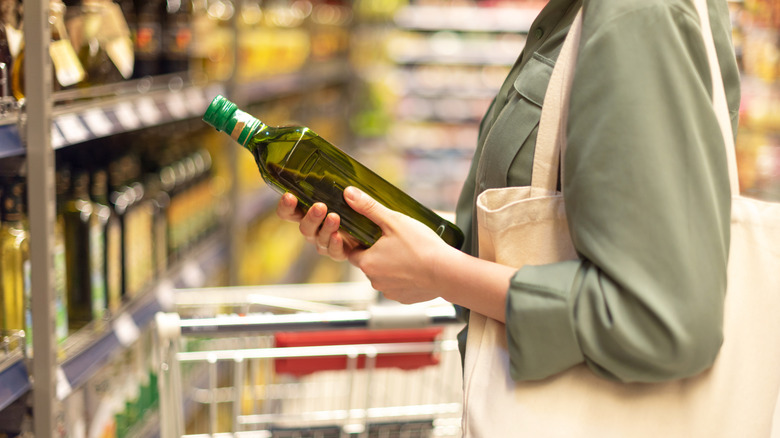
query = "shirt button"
xmin=534 ymin=27 xmax=544 ymax=39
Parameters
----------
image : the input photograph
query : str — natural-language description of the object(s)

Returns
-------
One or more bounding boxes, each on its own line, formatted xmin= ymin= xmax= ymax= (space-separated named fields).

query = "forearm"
xmin=433 ymin=248 xmax=516 ymax=323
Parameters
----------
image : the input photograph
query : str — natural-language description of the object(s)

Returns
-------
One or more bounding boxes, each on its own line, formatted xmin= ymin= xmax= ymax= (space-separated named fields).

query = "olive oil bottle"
xmin=63 ymin=170 xmax=106 ymax=329
xmin=73 ymin=0 xmax=134 ymax=86
xmin=203 ymin=95 xmax=464 ymax=248
xmin=11 ymin=0 xmax=85 ymax=99
xmin=91 ymin=169 xmax=122 ymax=314
xmin=0 ymin=180 xmax=29 ymax=337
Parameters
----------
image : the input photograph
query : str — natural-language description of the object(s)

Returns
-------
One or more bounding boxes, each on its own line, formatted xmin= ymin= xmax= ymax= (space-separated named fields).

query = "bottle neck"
xmin=226 ymin=109 xmax=265 ymax=149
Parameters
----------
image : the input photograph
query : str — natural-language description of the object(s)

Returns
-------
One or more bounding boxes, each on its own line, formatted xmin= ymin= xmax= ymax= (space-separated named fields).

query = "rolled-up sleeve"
xmin=505 ymin=2 xmax=736 ymax=383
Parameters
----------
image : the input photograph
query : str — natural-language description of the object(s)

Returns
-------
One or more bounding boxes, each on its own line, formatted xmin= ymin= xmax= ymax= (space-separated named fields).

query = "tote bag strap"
xmin=532 ymin=8 xmax=583 ymax=192
xmin=692 ymin=0 xmax=740 ymax=194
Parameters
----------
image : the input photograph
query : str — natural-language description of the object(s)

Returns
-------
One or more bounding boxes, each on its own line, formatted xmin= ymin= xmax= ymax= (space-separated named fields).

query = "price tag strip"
xmin=113 ymin=312 xmax=141 ymax=347
xmin=50 ymin=125 xmax=66 ymax=149
xmin=166 ymin=92 xmax=189 ymax=119
xmin=56 ymin=366 xmax=72 ymax=401
xmin=82 ymin=108 xmax=115 ymax=138
xmin=136 ymin=97 xmax=163 ymax=126
xmin=55 ymin=113 xmax=91 ymax=145
xmin=114 ymin=101 xmax=141 ymax=131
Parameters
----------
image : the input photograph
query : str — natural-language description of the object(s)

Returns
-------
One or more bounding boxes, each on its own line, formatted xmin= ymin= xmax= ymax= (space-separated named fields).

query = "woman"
xmin=277 ymin=0 xmax=740 ymax=383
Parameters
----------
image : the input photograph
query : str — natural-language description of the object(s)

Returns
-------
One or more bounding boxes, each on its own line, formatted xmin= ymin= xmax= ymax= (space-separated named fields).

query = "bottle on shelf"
xmin=161 ymin=0 xmax=192 ymax=74
xmin=70 ymin=0 xmax=135 ymax=86
xmin=91 ymin=168 xmax=122 ymax=314
xmin=202 ymin=95 xmax=465 ymax=248
xmin=190 ymin=0 xmax=234 ymax=82
xmin=132 ymin=0 xmax=162 ymax=77
xmin=0 ymin=179 xmax=29 ymax=345
xmin=63 ymin=170 xmax=107 ymax=330
xmin=11 ymin=0 xmax=85 ymax=100
xmin=0 ymin=1 xmax=14 ymax=104
xmin=54 ymin=170 xmax=70 ymax=343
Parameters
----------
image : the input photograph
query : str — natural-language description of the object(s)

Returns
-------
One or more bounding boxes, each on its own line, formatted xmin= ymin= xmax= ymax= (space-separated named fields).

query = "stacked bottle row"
xmin=0 ymin=0 xmax=354 ymax=103
xmin=59 ymin=327 xmax=159 ymax=438
xmin=0 ymin=124 xmax=222 ymax=356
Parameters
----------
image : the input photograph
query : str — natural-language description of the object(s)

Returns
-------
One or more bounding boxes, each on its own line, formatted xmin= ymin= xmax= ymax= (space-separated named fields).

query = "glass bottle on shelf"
xmin=203 ymin=95 xmax=465 ymax=248
xmin=54 ymin=170 xmax=70 ymax=342
xmin=11 ymin=0 xmax=85 ymax=100
xmin=161 ymin=0 xmax=192 ymax=74
xmin=0 ymin=1 xmax=14 ymax=100
xmin=71 ymin=0 xmax=134 ymax=86
xmin=63 ymin=170 xmax=106 ymax=330
xmin=124 ymin=155 xmax=155 ymax=295
xmin=91 ymin=168 xmax=122 ymax=314
xmin=0 ymin=180 xmax=29 ymax=343
xmin=132 ymin=0 xmax=162 ymax=77
xmin=190 ymin=0 xmax=234 ymax=82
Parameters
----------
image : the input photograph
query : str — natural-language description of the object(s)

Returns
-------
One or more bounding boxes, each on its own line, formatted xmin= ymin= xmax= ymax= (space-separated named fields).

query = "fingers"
xmin=299 ymin=202 xmax=328 ymax=242
xmin=343 ymin=187 xmax=394 ymax=230
xmin=315 ymin=212 xmax=340 ymax=250
xmin=276 ymin=193 xmax=303 ymax=222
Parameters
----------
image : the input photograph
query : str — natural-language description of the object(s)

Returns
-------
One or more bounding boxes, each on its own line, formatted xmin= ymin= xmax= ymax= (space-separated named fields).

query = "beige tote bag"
xmin=462 ymin=1 xmax=780 ymax=437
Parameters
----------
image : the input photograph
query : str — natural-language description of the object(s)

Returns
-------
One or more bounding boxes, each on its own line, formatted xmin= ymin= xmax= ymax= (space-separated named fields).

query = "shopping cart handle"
xmin=368 ymin=303 xmax=458 ymax=329
xmin=159 ymin=303 xmax=460 ymax=336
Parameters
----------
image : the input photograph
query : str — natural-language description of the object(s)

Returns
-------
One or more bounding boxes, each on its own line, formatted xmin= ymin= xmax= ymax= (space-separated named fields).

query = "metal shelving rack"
xmin=0 ymin=0 xmax=357 ymax=434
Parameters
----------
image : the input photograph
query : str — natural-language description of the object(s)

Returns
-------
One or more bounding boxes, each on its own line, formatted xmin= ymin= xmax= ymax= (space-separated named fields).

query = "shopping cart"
xmin=155 ymin=281 xmax=464 ymax=438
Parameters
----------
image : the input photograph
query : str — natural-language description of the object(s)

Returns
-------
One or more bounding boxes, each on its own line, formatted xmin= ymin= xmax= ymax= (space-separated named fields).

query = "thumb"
xmin=343 ymin=186 xmax=395 ymax=230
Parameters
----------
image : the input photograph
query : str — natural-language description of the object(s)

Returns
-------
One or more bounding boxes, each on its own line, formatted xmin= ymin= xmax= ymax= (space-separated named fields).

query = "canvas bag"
xmin=462 ymin=1 xmax=780 ymax=437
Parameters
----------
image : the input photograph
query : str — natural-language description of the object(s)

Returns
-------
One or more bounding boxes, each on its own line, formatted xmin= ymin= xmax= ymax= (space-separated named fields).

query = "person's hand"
xmin=275 ymin=192 xmax=358 ymax=261
xmin=343 ymin=186 xmax=454 ymax=304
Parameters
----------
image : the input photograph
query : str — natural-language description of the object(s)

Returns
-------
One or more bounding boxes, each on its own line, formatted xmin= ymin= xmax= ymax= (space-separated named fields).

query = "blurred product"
xmin=91 ymin=169 xmax=122 ymax=315
xmin=0 ymin=2 xmax=13 ymax=98
xmin=54 ymin=170 xmax=70 ymax=342
xmin=63 ymin=170 xmax=107 ymax=329
xmin=237 ymin=0 xmax=310 ymax=80
xmin=0 ymin=180 xmax=29 ymax=338
xmin=161 ymin=0 xmax=192 ymax=74
xmin=203 ymin=95 xmax=464 ymax=248
xmin=11 ymin=0 xmax=85 ymax=99
xmin=190 ymin=0 xmax=235 ymax=82
xmin=70 ymin=0 xmax=135 ymax=85
xmin=132 ymin=0 xmax=162 ymax=77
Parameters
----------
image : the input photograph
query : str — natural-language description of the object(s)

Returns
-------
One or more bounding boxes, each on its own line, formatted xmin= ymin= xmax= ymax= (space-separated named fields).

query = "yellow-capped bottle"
xmin=202 ymin=95 xmax=464 ymax=248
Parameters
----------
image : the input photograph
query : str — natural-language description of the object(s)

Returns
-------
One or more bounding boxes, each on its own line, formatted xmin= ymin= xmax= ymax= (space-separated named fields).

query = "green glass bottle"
xmin=64 ymin=170 xmax=107 ymax=329
xmin=203 ymin=95 xmax=464 ymax=249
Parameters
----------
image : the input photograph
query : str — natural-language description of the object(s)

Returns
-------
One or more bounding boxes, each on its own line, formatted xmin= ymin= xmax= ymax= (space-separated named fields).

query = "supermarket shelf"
xmin=0 ymin=62 xmax=353 ymax=158
xmin=237 ymin=60 xmax=354 ymax=104
xmin=0 ymin=352 xmax=28 ymax=412
xmin=389 ymin=51 xmax=520 ymax=67
xmin=0 ymin=123 xmax=22 ymax=159
xmin=394 ymin=5 xmax=541 ymax=33
xmin=29 ymin=228 xmax=225 ymax=403
xmin=50 ymin=82 xmax=226 ymax=150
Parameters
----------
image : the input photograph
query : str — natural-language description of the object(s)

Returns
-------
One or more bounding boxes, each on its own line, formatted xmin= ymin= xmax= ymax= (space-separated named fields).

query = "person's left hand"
xmin=343 ymin=186 xmax=454 ymax=304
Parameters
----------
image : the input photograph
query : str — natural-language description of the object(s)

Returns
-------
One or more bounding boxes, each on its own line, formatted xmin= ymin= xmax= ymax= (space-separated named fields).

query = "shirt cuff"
xmin=505 ymin=260 xmax=584 ymax=381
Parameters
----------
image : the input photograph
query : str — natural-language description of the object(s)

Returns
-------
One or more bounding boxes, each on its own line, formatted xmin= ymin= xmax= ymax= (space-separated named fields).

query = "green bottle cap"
xmin=203 ymin=95 xmax=263 ymax=146
xmin=203 ymin=95 xmax=238 ymax=132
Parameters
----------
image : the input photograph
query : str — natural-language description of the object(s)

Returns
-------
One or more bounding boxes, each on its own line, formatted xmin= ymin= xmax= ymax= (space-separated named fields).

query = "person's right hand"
xmin=275 ymin=192 xmax=358 ymax=261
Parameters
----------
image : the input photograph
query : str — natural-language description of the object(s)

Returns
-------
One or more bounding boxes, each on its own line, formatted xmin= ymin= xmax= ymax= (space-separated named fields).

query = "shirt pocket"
xmin=476 ymin=53 xmax=554 ymax=190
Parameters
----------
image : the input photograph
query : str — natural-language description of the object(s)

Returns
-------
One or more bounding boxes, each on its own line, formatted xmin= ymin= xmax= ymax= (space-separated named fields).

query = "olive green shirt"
xmin=455 ymin=0 xmax=740 ymax=382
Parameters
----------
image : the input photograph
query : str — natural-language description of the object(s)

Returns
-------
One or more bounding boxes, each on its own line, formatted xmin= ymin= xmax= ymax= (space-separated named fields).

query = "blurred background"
xmin=0 ymin=0 xmax=777 ymax=436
